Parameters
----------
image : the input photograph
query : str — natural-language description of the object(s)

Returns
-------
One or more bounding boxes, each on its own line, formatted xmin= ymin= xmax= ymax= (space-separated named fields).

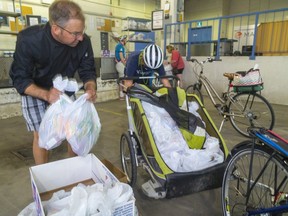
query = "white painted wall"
xmin=182 ymin=56 xmax=288 ymax=106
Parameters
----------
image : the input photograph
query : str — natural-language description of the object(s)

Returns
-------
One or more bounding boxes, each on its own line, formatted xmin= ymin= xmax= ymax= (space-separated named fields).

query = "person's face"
xmin=122 ymin=39 xmax=127 ymax=45
xmin=166 ymin=47 xmax=172 ymax=54
xmin=52 ymin=19 xmax=85 ymax=47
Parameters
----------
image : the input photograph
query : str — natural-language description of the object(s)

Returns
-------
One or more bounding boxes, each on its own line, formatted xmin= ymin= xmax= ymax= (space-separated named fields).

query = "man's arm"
xmin=77 ymin=36 xmax=97 ymax=86
xmin=122 ymin=52 xmax=137 ymax=89
xmin=123 ymin=80 xmax=133 ymax=89
xmin=161 ymin=78 xmax=171 ymax=88
xmin=119 ymin=52 xmax=126 ymax=64
xmin=84 ymin=80 xmax=97 ymax=103
xmin=24 ymin=84 xmax=61 ymax=104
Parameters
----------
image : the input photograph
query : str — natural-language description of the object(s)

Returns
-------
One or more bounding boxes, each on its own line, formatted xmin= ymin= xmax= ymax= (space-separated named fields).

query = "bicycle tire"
xmin=228 ymin=92 xmax=275 ymax=137
xmin=120 ymin=132 xmax=137 ymax=187
xmin=185 ymin=84 xmax=204 ymax=104
xmin=222 ymin=142 xmax=288 ymax=216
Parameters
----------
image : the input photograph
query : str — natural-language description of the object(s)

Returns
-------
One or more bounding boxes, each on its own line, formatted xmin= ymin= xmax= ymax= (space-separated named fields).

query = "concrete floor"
xmin=0 ymin=96 xmax=287 ymax=216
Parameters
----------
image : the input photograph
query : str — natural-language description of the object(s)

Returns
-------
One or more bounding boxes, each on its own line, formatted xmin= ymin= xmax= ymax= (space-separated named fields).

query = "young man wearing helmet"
xmin=124 ymin=44 xmax=171 ymax=88
xmin=115 ymin=35 xmax=127 ymax=99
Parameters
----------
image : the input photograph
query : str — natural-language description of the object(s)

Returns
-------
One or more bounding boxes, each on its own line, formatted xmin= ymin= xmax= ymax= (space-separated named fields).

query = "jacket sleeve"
xmin=9 ymin=34 xmax=36 ymax=95
xmin=77 ymin=36 xmax=97 ymax=85
xmin=125 ymin=53 xmax=138 ymax=77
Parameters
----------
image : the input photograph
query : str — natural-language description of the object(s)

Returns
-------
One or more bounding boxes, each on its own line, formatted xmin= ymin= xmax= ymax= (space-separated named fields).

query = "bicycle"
xmin=221 ymin=127 xmax=288 ymax=216
xmin=185 ymin=57 xmax=275 ymax=137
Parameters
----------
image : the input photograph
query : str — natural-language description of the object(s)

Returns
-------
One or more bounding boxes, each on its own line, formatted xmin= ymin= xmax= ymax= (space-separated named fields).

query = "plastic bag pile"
xmin=39 ymin=75 xmax=101 ymax=156
xmin=18 ymin=182 xmax=134 ymax=216
xmin=142 ymin=100 xmax=224 ymax=172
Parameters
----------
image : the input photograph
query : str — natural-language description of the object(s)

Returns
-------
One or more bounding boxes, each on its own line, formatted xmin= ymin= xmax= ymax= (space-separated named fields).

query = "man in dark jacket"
xmin=10 ymin=0 xmax=97 ymax=164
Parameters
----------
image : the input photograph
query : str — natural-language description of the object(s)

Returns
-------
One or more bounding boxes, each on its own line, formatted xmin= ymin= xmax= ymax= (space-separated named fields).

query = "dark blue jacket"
xmin=125 ymin=51 xmax=165 ymax=86
xmin=10 ymin=23 xmax=96 ymax=95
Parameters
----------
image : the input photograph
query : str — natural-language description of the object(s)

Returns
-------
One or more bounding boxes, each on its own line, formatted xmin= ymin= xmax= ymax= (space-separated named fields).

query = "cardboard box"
xmin=29 ymin=154 xmax=135 ymax=216
xmin=101 ymin=159 xmax=128 ymax=183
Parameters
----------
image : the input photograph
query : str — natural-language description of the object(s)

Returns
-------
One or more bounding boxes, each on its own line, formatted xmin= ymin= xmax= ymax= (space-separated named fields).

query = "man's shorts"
xmin=21 ymin=94 xmax=76 ymax=132
xmin=116 ymin=62 xmax=125 ymax=78
xmin=21 ymin=95 xmax=49 ymax=132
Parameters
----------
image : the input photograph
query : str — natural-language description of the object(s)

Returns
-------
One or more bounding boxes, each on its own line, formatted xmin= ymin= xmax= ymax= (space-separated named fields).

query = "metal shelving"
xmin=122 ymin=17 xmax=155 ymax=52
xmin=0 ymin=0 xmax=22 ymax=35
xmin=122 ymin=17 xmax=154 ymax=44
xmin=0 ymin=1 xmax=22 ymax=87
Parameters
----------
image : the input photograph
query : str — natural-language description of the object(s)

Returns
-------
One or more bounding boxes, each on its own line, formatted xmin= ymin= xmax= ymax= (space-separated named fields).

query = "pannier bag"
xmin=232 ymin=68 xmax=263 ymax=92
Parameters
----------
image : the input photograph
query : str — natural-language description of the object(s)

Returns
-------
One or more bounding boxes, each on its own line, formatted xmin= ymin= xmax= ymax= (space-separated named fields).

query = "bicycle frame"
xmin=190 ymin=59 xmax=273 ymax=134
xmin=196 ymin=73 xmax=228 ymax=106
xmin=192 ymin=64 xmax=249 ymax=131
xmin=223 ymin=128 xmax=288 ymax=216
xmin=242 ymin=145 xmax=288 ymax=215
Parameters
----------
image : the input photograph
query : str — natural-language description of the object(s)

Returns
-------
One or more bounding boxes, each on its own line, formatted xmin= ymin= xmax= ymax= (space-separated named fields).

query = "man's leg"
xmin=67 ymin=143 xmax=77 ymax=157
xmin=22 ymin=95 xmax=49 ymax=165
xmin=116 ymin=62 xmax=125 ymax=99
xmin=33 ymin=131 xmax=49 ymax=165
xmin=119 ymin=82 xmax=125 ymax=99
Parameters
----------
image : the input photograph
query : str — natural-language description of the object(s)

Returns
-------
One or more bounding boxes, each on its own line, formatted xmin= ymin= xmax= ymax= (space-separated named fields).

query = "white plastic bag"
xmin=233 ymin=68 xmax=262 ymax=86
xmin=69 ymin=187 xmax=88 ymax=216
xmin=39 ymin=94 xmax=73 ymax=150
xmin=53 ymin=74 xmax=79 ymax=93
xmin=18 ymin=202 xmax=38 ymax=216
xmin=64 ymin=93 xmax=101 ymax=156
xmin=142 ymin=101 xmax=224 ymax=172
xmin=39 ymin=74 xmax=80 ymax=150
xmin=53 ymin=75 xmax=68 ymax=92
xmin=164 ymin=64 xmax=173 ymax=76
xmin=19 ymin=182 xmax=134 ymax=216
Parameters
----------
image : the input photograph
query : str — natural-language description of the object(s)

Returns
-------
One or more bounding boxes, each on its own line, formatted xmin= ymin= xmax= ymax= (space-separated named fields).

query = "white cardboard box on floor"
xmin=29 ymin=153 xmax=135 ymax=216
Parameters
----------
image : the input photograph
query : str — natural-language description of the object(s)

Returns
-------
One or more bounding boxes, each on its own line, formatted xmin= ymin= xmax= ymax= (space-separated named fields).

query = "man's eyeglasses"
xmin=56 ymin=24 xmax=85 ymax=38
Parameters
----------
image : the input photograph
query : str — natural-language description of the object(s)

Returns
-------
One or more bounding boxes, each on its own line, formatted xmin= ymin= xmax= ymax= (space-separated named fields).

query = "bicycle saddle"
xmin=223 ymin=73 xmax=239 ymax=81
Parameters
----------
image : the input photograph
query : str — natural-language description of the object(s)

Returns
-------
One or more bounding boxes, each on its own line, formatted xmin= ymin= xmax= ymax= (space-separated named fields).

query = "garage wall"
xmin=0 ymin=0 xmax=160 ymax=119
xmin=179 ymin=1 xmax=288 ymax=106
xmin=0 ymin=0 xmax=160 ymax=57
xmin=182 ymin=56 xmax=288 ymax=106
xmin=184 ymin=0 xmax=288 ymax=20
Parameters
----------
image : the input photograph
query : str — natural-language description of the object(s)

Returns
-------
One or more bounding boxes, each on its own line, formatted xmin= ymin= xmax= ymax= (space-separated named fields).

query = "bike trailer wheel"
xmin=120 ymin=132 xmax=137 ymax=187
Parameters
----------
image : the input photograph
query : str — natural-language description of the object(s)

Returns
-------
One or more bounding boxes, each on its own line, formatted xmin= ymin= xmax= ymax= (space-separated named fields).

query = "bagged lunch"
xmin=63 ymin=93 xmax=101 ymax=156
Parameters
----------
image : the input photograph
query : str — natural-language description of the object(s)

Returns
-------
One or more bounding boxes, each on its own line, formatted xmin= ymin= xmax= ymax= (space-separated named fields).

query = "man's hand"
xmin=24 ymin=84 xmax=62 ymax=104
xmin=124 ymin=80 xmax=133 ymax=89
xmin=47 ymin=87 xmax=62 ymax=104
xmin=85 ymin=88 xmax=97 ymax=102
xmin=161 ymin=78 xmax=172 ymax=88
xmin=84 ymin=80 xmax=97 ymax=103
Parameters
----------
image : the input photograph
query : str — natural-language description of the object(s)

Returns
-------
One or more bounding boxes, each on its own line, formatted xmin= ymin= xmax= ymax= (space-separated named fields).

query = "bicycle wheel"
xmin=120 ymin=132 xmax=137 ymax=187
xmin=185 ymin=83 xmax=204 ymax=104
xmin=222 ymin=142 xmax=288 ymax=216
xmin=228 ymin=92 xmax=275 ymax=137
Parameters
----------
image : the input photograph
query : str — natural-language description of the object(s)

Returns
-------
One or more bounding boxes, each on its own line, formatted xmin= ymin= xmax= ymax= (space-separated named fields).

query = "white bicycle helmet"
xmin=119 ymin=35 xmax=127 ymax=41
xmin=143 ymin=44 xmax=163 ymax=69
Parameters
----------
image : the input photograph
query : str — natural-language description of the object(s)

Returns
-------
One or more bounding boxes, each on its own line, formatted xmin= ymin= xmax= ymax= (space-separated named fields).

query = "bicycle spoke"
xmin=186 ymin=58 xmax=274 ymax=137
xmin=229 ymin=93 xmax=275 ymax=137
xmin=222 ymin=145 xmax=288 ymax=216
